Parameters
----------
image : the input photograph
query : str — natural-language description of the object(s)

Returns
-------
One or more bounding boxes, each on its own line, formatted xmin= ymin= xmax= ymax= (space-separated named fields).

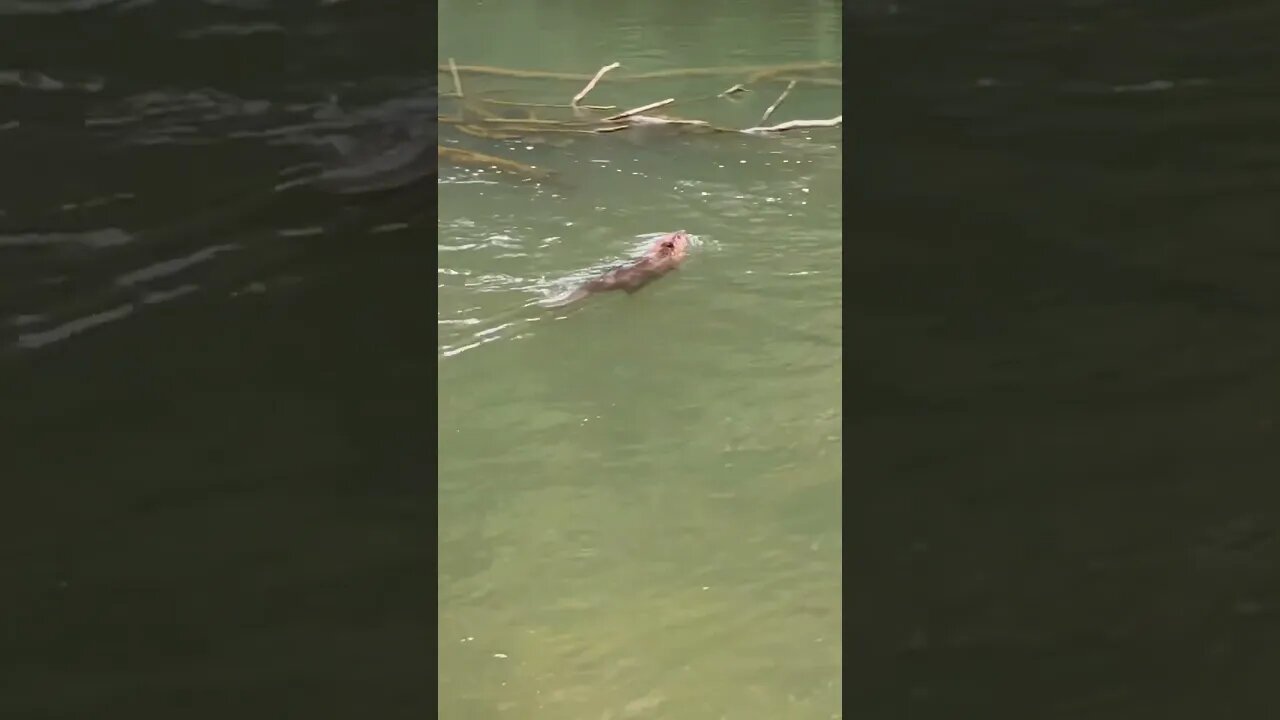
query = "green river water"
xmin=439 ymin=0 xmax=843 ymax=717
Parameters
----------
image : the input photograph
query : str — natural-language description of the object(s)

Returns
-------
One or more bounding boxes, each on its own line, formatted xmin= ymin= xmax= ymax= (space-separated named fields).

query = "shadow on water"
xmin=850 ymin=1 xmax=1280 ymax=718
xmin=1 ymin=1 xmax=435 ymax=716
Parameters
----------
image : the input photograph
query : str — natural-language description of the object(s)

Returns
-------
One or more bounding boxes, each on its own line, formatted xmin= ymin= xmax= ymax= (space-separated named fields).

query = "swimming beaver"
xmin=540 ymin=230 xmax=692 ymax=308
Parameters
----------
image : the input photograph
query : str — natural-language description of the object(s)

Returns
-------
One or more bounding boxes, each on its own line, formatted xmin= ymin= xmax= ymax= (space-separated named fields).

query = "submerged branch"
xmin=602 ymin=98 xmax=675 ymax=122
xmin=742 ymin=116 xmax=842 ymax=134
xmin=484 ymin=98 xmax=616 ymax=111
xmin=438 ymin=146 xmax=551 ymax=180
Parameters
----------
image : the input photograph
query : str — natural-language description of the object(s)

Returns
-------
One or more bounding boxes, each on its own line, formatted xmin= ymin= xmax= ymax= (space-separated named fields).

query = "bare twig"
xmin=741 ymin=116 xmax=842 ymax=134
xmin=448 ymin=57 xmax=463 ymax=98
xmin=571 ymin=62 xmax=620 ymax=106
xmin=759 ymin=80 xmax=796 ymax=125
xmin=588 ymin=116 xmax=737 ymax=135
xmin=602 ymin=98 xmax=674 ymax=122
xmin=439 ymin=58 xmax=842 ymax=156
xmin=629 ymin=116 xmax=739 ymax=134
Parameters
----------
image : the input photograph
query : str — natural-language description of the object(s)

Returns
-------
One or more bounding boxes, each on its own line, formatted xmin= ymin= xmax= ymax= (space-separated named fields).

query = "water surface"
xmin=1 ymin=2 xmax=434 ymax=716
xmin=439 ymin=0 xmax=843 ymax=717
xmin=850 ymin=1 xmax=1280 ymax=717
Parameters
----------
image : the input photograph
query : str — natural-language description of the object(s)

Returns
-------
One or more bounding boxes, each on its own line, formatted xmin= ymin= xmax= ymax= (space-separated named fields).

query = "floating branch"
xmin=602 ymin=98 xmax=675 ymax=122
xmin=741 ymin=116 xmax=842 ymax=134
xmin=571 ymin=62 xmax=620 ymax=107
xmin=759 ymin=80 xmax=796 ymax=126
xmin=629 ymin=115 xmax=708 ymax=126
xmin=448 ymin=57 xmax=463 ymax=98
xmin=437 ymin=58 xmax=842 ymax=185
xmin=627 ymin=116 xmax=740 ymax=134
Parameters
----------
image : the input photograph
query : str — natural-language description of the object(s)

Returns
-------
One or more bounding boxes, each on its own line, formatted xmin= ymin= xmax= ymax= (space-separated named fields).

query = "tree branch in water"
xmin=602 ymin=98 xmax=675 ymax=122
xmin=438 ymin=147 xmax=551 ymax=180
xmin=758 ymin=80 xmax=796 ymax=126
xmin=447 ymin=57 xmax=463 ymax=98
xmin=742 ymin=116 xmax=843 ymax=134
xmin=571 ymin=62 xmax=620 ymax=107
xmin=436 ymin=59 xmax=842 ymax=184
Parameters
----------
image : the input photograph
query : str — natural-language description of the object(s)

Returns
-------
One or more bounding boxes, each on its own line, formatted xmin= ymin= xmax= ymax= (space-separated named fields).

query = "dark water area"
xmin=1 ymin=2 xmax=433 ymax=716
xmin=850 ymin=1 xmax=1280 ymax=717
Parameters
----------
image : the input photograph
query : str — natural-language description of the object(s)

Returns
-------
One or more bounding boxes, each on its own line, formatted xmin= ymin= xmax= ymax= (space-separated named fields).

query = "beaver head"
xmin=650 ymin=230 xmax=691 ymax=261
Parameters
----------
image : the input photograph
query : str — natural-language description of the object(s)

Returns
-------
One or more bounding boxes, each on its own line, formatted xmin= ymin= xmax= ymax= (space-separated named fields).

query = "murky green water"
xmin=438 ymin=1 xmax=842 ymax=718
xmin=1 ymin=2 xmax=432 ymax=716
xmin=852 ymin=1 xmax=1280 ymax=717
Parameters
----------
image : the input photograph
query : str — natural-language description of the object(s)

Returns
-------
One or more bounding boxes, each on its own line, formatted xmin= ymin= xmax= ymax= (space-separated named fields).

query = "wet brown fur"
xmin=543 ymin=231 xmax=691 ymax=307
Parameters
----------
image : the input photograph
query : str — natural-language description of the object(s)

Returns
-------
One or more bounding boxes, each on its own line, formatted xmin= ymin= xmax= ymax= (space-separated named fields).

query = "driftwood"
xmin=742 ymin=116 xmax=843 ymax=134
xmin=572 ymin=62 xmax=621 ymax=107
xmin=602 ymin=98 xmax=675 ymax=122
xmin=759 ymin=80 xmax=797 ymax=126
xmin=437 ymin=59 xmax=841 ymax=181
xmin=447 ymin=58 xmax=463 ymax=98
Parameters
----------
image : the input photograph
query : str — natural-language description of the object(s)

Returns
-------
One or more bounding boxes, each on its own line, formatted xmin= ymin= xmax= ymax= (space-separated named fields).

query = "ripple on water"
xmin=2 ymin=57 xmax=432 ymax=350
xmin=0 ymin=228 xmax=134 ymax=249
xmin=437 ymin=149 xmax=840 ymax=360
xmin=0 ymin=69 xmax=104 ymax=93
xmin=0 ymin=0 xmax=136 ymax=14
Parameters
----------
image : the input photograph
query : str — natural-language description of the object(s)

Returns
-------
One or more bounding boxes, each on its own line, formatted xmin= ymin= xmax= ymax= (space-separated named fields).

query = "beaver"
xmin=540 ymin=230 xmax=692 ymax=308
